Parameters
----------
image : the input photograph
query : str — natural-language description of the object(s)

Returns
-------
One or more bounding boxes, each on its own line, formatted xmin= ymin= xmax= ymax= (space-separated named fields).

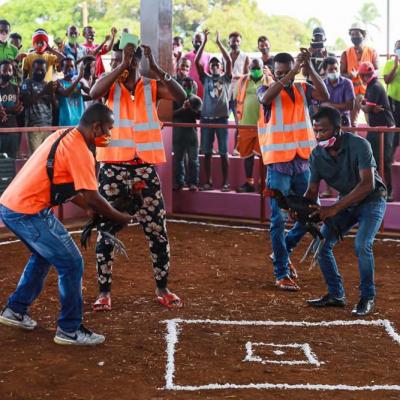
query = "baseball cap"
xmin=209 ymin=55 xmax=222 ymax=65
xmin=312 ymin=27 xmax=326 ymax=38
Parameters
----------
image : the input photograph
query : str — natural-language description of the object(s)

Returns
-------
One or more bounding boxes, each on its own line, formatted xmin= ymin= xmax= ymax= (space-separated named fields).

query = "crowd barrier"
xmin=0 ymin=123 xmax=399 ymax=231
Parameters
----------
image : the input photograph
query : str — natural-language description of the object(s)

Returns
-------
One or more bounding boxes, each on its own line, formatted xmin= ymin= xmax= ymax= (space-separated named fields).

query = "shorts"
xmin=237 ymin=128 xmax=261 ymax=158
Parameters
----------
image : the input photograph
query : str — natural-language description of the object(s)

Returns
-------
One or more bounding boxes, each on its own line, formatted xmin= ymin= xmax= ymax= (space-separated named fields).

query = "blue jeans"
xmin=173 ymin=127 xmax=199 ymax=186
xmin=0 ymin=205 xmax=84 ymax=332
xmin=200 ymin=117 xmax=229 ymax=155
xmin=267 ymin=169 xmax=309 ymax=280
xmin=317 ymin=197 xmax=386 ymax=300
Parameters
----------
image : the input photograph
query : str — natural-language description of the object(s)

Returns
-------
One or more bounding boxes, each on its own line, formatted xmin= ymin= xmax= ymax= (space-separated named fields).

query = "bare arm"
xmin=322 ymin=98 xmax=355 ymax=111
xmin=57 ymin=66 xmax=84 ymax=97
xmin=104 ymin=28 xmax=117 ymax=53
xmin=304 ymin=181 xmax=320 ymax=201
xmin=216 ymin=31 xmax=232 ymax=78
xmin=302 ymin=50 xmax=329 ymax=102
xmin=194 ymin=29 xmax=209 ymax=81
xmin=47 ymin=46 xmax=65 ymax=65
xmin=384 ymin=57 xmax=398 ymax=84
xmin=243 ymin=55 xmax=250 ymax=75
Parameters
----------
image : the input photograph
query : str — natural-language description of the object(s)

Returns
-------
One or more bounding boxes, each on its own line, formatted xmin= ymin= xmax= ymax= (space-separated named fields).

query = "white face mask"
xmin=327 ymin=71 xmax=340 ymax=81
xmin=317 ymin=136 xmax=336 ymax=149
xmin=0 ymin=33 xmax=9 ymax=43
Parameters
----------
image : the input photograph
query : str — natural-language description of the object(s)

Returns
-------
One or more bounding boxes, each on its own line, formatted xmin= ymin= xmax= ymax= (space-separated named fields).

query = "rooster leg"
xmin=309 ymin=238 xmax=325 ymax=270
xmin=101 ymin=232 xmax=128 ymax=258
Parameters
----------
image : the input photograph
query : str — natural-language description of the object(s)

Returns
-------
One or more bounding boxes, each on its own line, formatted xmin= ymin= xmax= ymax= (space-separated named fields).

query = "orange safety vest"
xmin=236 ymin=75 xmax=270 ymax=121
xmin=346 ymin=46 xmax=374 ymax=96
xmin=96 ymin=78 xmax=166 ymax=164
xmin=257 ymin=82 xmax=316 ymax=165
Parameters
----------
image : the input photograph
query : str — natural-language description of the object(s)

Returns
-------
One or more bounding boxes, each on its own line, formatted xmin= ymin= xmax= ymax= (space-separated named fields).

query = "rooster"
xmin=80 ymin=181 xmax=145 ymax=257
xmin=264 ymin=188 xmax=342 ymax=268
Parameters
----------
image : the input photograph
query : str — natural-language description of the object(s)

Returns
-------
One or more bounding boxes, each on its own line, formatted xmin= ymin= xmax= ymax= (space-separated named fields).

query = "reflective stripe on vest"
xmin=108 ymin=139 xmax=135 ymax=147
xmin=135 ymin=80 xmax=161 ymax=132
xmin=261 ymin=140 xmax=316 ymax=152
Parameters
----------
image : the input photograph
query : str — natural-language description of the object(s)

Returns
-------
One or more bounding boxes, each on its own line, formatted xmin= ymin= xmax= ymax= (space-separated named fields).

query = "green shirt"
xmin=235 ymin=77 xmax=264 ymax=125
xmin=0 ymin=42 xmax=18 ymax=62
xmin=383 ymin=59 xmax=400 ymax=102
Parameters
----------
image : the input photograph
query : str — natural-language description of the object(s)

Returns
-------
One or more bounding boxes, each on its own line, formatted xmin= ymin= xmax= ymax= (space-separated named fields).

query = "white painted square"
xmin=162 ymin=318 xmax=400 ymax=392
xmin=244 ymin=341 xmax=324 ymax=367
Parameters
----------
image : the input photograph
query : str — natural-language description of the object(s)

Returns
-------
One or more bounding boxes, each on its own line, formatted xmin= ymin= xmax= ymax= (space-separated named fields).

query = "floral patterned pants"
xmin=96 ymin=162 xmax=170 ymax=292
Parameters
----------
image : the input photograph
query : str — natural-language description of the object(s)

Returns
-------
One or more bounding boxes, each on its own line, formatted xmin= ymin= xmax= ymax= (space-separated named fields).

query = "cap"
xmin=209 ymin=55 xmax=222 ymax=65
xmin=312 ymin=27 xmax=325 ymax=37
xmin=32 ymin=29 xmax=49 ymax=44
xmin=358 ymin=61 xmax=374 ymax=74
xmin=349 ymin=22 xmax=366 ymax=36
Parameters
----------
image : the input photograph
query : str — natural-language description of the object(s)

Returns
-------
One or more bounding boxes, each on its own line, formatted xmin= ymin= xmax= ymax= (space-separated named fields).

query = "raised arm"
xmin=194 ymin=29 xmax=209 ymax=81
xmin=57 ymin=64 xmax=84 ymax=97
xmin=216 ymin=31 xmax=232 ymax=78
xmin=141 ymin=44 xmax=186 ymax=103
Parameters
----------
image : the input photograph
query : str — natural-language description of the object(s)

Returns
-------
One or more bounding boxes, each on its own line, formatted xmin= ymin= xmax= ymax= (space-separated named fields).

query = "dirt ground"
xmin=0 ymin=219 xmax=399 ymax=400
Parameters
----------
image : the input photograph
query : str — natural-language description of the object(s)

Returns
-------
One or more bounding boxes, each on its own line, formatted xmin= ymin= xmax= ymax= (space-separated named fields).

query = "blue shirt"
xmin=58 ymin=80 xmax=84 ymax=126
xmin=63 ymin=43 xmax=85 ymax=61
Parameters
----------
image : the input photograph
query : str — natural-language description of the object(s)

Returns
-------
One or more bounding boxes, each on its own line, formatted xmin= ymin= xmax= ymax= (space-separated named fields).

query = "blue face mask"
xmin=65 ymin=69 xmax=76 ymax=79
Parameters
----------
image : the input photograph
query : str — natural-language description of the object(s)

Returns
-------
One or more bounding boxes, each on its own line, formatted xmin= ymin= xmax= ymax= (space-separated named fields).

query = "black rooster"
xmin=80 ymin=182 xmax=145 ymax=257
xmin=264 ymin=188 xmax=342 ymax=268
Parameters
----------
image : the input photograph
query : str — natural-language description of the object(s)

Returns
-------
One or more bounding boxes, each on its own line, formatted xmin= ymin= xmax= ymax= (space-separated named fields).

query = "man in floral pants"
xmin=90 ymin=40 xmax=186 ymax=311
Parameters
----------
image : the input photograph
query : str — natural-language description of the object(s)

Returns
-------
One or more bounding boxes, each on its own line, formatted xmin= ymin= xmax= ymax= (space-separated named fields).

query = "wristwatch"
xmin=163 ymin=72 xmax=172 ymax=82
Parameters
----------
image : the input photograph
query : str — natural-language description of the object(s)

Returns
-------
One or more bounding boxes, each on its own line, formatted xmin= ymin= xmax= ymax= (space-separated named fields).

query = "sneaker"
xmin=189 ymin=184 xmax=199 ymax=191
xmin=54 ymin=324 xmax=105 ymax=346
xmin=351 ymin=298 xmax=374 ymax=316
xmin=232 ymin=148 xmax=240 ymax=157
xmin=275 ymin=276 xmax=300 ymax=291
xmin=236 ymin=182 xmax=255 ymax=193
xmin=0 ymin=306 xmax=37 ymax=330
xmin=307 ymin=293 xmax=346 ymax=308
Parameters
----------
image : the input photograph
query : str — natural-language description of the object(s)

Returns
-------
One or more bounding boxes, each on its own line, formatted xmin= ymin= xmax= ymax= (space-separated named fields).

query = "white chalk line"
xmin=162 ymin=318 xmax=400 ymax=392
xmin=243 ymin=341 xmax=323 ymax=367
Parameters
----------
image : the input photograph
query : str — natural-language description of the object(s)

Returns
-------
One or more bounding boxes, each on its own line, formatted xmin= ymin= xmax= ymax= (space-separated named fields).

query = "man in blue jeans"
xmin=0 ymin=103 xmax=132 ymax=344
xmin=305 ymin=107 xmax=386 ymax=316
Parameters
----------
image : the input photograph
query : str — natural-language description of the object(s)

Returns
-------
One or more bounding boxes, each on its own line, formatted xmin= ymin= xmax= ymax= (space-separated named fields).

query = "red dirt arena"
xmin=0 ymin=219 xmax=399 ymax=400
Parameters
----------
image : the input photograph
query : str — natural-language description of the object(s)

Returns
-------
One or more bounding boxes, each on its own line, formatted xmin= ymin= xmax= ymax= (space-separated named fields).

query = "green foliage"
xmin=355 ymin=1 xmax=381 ymax=31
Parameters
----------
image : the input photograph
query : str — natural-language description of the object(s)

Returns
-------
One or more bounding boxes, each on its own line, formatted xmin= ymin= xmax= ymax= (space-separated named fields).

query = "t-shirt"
xmin=201 ymin=73 xmax=232 ymax=119
xmin=63 ymin=43 xmax=86 ymax=62
xmin=23 ymin=52 xmax=58 ymax=82
xmin=309 ymin=132 xmax=385 ymax=201
xmin=365 ymin=78 xmax=395 ymax=127
xmin=58 ymin=79 xmax=84 ymax=126
xmin=0 ymin=83 xmax=18 ymax=128
xmin=20 ymin=79 xmax=53 ymax=126
xmin=0 ymin=42 xmax=18 ymax=62
xmin=383 ymin=59 xmax=400 ymax=102
xmin=234 ymin=77 xmax=264 ymax=125
xmin=183 ymin=49 xmax=210 ymax=100
xmin=82 ymin=42 xmax=108 ymax=76
xmin=0 ymin=128 xmax=98 ymax=214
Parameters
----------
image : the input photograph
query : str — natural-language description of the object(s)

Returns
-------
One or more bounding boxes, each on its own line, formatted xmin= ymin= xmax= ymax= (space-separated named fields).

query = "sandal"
xmin=157 ymin=292 xmax=183 ymax=310
xmin=221 ymin=183 xmax=231 ymax=192
xmin=93 ymin=294 xmax=112 ymax=312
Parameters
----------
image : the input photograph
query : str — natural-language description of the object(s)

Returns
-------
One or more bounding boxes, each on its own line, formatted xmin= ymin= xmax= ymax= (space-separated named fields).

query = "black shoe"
xmin=352 ymin=298 xmax=374 ymax=316
xmin=236 ymin=182 xmax=255 ymax=193
xmin=307 ymin=293 xmax=346 ymax=308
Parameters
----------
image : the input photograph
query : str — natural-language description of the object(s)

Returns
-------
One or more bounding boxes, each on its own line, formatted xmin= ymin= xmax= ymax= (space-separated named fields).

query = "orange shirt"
xmin=0 ymin=128 xmax=98 ymax=214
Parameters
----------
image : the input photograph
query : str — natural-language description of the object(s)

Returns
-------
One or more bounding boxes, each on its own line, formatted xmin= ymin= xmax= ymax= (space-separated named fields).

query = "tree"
xmin=355 ymin=1 xmax=381 ymax=32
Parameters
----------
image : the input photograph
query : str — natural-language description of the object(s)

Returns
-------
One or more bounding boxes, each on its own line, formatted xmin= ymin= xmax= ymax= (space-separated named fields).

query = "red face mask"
xmin=34 ymin=42 xmax=47 ymax=54
xmin=95 ymin=135 xmax=110 ymax=147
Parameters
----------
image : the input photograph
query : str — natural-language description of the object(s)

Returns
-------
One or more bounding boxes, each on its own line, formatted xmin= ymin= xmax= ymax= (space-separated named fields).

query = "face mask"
xmin=68 ymin=36 xmax=78 ymax=45
xmin=230 ymin=44 xmax=239 ymax=50
xmin=327 ymin=72 xmax=340 ymax=81
xmin=260 ymin=47 xmax=270 ymax=55
xmin=317 ymin=136 xmax=337 ymax=149
xmin=351 ymin=37 xmax=363 ymax=46
xmin=87 ymin=35 xmax=94 ymax=41
xmin=33 ymin=71 xmax=45 ymax=82
xmin=395 ymin=49 xmax=400 ymax=57
xmin=250 ymin=69 xmax=263 ymax=80
xmin=65 ymin=69 xmax=76 ymax=79
xmin=1 ymin=74 xmax=11 ymax=83
xmin=193 ymin=43 xmax=201 ymax=52
xmin=95 ymin=126 xmax=110 ymax=147
xmin=173 ymin=45 xmax=183 ymax=54
xmin=0 ymin=33 xmax=9 ymax=43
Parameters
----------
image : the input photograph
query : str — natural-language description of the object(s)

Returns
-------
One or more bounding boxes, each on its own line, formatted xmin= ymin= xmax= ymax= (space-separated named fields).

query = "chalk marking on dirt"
xmin=244 ymin=341 xmax=324 ymax=367
xmin=162 ymin=318 xmax=400 ymax=392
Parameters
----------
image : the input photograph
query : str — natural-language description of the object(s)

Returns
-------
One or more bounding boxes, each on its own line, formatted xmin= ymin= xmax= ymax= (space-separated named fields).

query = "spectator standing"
xmin=235 ymin=58 xmax=265 ymax=193
xmin=57 ymin=58 xmax=87 ymax=126
xmin=258 ymin=36 xmax=274 ymax=77
xmin=63 ymin=26 xmax=85 ymax=62
xmin=0 ymin=60 xmax=23 ymax=159
xmin=82 ymin=26 xmax=117 ymax=77
xmin=23 ymin=29 xmax=64 ymax=82
xmin=173 ymin=75 xmax=201 ymax=191
xmin=226 ymin=31 xmax=249 ymax=156
xmin=359 ymin=61 xmax=396 ymax=202
xmin=195 ymin=29 xmax=232 ymax=192
xmin=383 ymin=40 xmax=400 ymax=165
xmin=258 ymin=50 xmax=329 ymax=290
xmin=309 ymin=27 xmax=334 ymax=77
xmin=184 ymin=32 xmax=210 ymax=100
xmin=0 ymin=20 xmax=18 ymax=62
xmin=80 ymin=56 xmax=97 ymax=109
xmin=21 ymin=59 xmax=57 ymax=153
xmin=172 ymin=36 xmax=184 ymax=74
xmin=340 ymin=22 xmax=378 ymax=126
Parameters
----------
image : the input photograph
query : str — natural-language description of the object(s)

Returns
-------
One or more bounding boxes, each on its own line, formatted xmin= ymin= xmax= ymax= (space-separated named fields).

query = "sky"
xmin=256 ymin=0 xmax=398 ymax=54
